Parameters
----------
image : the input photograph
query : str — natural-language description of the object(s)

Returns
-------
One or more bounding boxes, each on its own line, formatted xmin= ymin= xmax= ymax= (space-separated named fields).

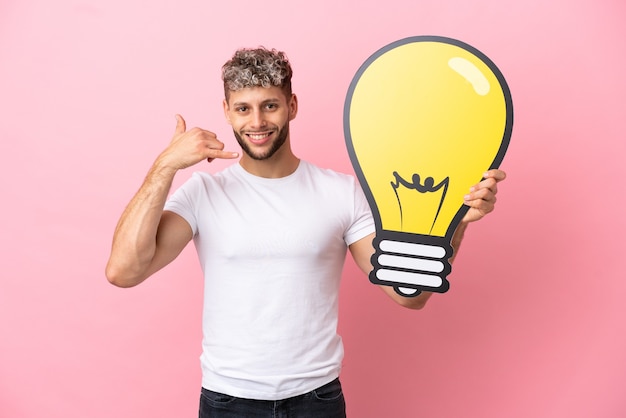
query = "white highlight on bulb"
xmin=448 ymin=57 xmax=490 ymax=96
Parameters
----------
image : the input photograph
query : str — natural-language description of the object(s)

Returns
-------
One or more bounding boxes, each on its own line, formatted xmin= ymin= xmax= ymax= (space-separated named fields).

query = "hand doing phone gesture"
xmin=157 ymin=114 xmax=239 ymax=170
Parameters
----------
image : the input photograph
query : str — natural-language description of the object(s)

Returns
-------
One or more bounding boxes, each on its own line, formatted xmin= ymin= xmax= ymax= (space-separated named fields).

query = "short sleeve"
xmin=163 ymin=173 xmax=202 ymax=236
xmin=344 ymin=179 xmax=375 ymax=246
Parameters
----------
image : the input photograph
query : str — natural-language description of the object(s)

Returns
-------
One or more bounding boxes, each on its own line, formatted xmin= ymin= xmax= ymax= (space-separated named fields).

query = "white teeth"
xmin=249 ymin=133 xmax=269 ymax=140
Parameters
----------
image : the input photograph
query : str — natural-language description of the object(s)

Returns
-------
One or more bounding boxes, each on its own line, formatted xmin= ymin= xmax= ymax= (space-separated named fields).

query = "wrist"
xmin=152 ymin=154 xmax=181 ymax=177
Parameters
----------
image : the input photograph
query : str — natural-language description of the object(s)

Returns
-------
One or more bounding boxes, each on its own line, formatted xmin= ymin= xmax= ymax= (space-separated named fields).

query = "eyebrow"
xmin=231 ymin=98 xmax=281 ymax=107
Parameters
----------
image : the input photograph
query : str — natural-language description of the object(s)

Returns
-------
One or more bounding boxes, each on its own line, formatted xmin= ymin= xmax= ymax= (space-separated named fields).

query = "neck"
xmin=239 ymin=143 xmax=300 ymax=178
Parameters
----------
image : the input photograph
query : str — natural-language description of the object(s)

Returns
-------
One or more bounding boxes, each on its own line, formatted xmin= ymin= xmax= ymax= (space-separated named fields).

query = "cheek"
xmin=226 ymin=114 xmax=243 ymax=128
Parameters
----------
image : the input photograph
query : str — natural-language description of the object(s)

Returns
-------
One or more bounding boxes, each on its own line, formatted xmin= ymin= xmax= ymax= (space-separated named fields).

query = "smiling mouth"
xmin=246 ymin=131 xmax=274 ymax=144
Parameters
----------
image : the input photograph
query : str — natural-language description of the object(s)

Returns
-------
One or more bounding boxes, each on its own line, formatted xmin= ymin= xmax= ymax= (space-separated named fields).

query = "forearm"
xmin=450 ymin=220 xmax=469 ymax=264
xmin=106 ymin=160 xmax=178 ymax=286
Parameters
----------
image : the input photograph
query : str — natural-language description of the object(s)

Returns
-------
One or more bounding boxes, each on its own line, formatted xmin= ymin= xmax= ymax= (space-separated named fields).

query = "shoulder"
xmin=188 ymin=165 xmax=237 ymax=185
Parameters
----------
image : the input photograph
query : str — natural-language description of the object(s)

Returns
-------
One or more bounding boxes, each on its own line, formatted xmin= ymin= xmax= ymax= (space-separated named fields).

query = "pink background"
xmin=1 ymin=0 xmax=625 ymax=417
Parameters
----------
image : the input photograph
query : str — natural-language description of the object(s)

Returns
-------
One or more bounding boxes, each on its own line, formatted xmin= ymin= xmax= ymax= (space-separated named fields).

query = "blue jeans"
xmin=199 ymin=378 xmax=346 ymax=418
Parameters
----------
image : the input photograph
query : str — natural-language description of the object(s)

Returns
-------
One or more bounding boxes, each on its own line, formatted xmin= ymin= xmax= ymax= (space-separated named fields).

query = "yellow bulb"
xmin=345 ymin=36 xmax=512 ymax=296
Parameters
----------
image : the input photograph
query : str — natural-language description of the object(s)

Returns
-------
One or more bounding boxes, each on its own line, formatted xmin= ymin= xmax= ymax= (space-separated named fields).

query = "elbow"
xmin=380 ymin=285 xmax=432 ymax=309
xmin=395 ymin=291 xmax=433 ymax=310
xmin=397 ymin=298 xmax=428 ymax=310
xmin=105 ymin=262 xmax=143 ymax=288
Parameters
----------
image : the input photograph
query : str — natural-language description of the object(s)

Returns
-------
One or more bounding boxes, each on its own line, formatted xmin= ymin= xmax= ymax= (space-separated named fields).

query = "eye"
xmin=265 ymin=103 xmax=278 ymax=110
xmin=236 ymin=106 xmax=248 ymax=113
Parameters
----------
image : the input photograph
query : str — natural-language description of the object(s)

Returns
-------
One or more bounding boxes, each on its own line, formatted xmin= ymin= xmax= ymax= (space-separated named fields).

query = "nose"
xmin=249 ymin=109 xmax=267 ymax=129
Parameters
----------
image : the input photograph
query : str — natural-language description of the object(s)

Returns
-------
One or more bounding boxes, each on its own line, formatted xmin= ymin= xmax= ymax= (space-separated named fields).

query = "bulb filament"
xmin=391 ymin=172 xmax=450 ymax=233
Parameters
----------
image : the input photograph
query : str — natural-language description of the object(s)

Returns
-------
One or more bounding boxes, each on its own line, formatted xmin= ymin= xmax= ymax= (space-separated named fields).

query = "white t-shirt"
xmin=164 ymin=160 xmax=374 ymax=400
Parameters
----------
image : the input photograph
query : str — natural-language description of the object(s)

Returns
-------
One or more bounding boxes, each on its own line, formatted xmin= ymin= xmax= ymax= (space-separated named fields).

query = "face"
xmin=223 ymin=86 xmax=297 ymax=161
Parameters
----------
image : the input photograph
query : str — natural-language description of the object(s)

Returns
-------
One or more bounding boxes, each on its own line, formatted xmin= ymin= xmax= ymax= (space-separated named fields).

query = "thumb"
xmin=174 ymin=114 xmax=186 ymax=134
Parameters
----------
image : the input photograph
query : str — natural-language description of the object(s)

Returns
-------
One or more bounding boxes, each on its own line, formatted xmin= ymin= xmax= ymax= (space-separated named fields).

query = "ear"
xmin=223 ymin=99 xmax=232 ymax=125
xmin=288 ymin=94 xmax=298 ymax=121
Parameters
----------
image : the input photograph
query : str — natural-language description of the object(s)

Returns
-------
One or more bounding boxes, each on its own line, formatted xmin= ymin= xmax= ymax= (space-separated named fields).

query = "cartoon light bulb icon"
xmin=344 ymin=36 xmax=513 ymax=296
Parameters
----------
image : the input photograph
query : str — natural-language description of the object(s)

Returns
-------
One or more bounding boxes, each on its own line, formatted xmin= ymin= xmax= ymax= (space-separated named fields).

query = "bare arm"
xmin=105 ymin=115 xmax=239 ymax=287
xmin=349 ymin=169 xmax=507 ymax=309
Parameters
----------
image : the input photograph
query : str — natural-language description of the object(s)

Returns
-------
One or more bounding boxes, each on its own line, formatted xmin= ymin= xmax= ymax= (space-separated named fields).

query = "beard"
xmin=233 ymin=123 xmax=289 ymax=161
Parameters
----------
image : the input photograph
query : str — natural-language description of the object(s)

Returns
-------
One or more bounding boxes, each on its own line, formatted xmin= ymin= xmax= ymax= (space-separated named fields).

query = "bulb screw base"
xmin=369 ymin=232 xmax=452 ymax=296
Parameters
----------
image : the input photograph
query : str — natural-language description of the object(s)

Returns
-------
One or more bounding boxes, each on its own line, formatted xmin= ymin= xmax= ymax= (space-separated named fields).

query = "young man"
xmin=106 ymin=47 xmax=506 ymax=417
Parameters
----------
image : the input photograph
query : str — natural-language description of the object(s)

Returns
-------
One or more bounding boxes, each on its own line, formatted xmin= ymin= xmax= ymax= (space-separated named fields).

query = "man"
xmin=106 ymin=47 xmax=506 ymax=417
